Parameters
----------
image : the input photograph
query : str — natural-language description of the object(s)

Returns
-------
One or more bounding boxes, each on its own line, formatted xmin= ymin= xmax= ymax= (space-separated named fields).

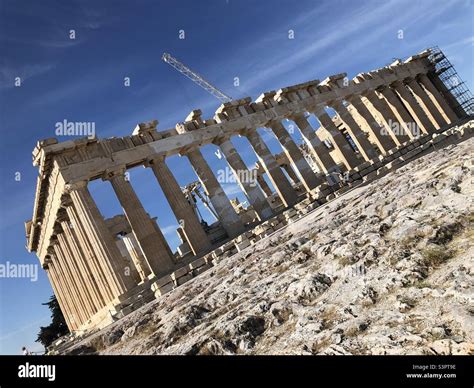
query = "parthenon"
xmin=25 ymin=48 xmax=472 ymax=333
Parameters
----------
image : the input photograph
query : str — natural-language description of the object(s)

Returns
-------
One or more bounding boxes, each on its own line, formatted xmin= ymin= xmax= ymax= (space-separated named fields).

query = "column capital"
xmin=287 ymin=111 xmax=307 ymax=121
xmin=311 ymin=105 xmax=328 ymax=116
xmin=390 ymin=80 xmax=404 ymax=88
xmin=102 ymin=166 xmax=127 ymax=181
xmin=60 ymin=194 xmax=73 ymax=209
xmin=213 ymin=134 xmax=233 ymax=146
xmin=344 ymin=94 xmax=357 ymax=103
xmin=49 ymin=235 xmax=59 ymax=247
xmin=144 ymin=155 xmax=165 ymax=167
xmin=266 ymin=119 xmax=284 ymax=128
xmin=56 ymin=208 xmax=68 ymax=223
xmin=53 ymin=221 xmax=63 ymax=236
xmin=64 ymin=180 xmax=88 ymax=194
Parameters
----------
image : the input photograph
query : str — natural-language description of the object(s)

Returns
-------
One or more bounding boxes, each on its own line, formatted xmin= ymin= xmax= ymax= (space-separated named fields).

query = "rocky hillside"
xmin=65 ymin=136 xmax=473 ymax=355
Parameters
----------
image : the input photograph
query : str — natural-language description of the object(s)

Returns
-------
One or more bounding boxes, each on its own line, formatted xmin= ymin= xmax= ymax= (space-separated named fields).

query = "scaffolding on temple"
xmin=429 ymin=46 xmax=474 ymax=115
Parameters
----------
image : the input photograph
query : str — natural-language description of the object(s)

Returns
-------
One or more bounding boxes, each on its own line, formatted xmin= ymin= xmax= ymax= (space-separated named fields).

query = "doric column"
xmin=67 ymin=181 xmax=135 ymax=298
xmin=377 ymin=87 xmax=415 ymax=141
xmin=187 ymin=148 xmax=245 ymax=238
xmin=311 ymin=106 xmax=360 ymax=170
xmin=331 ymin=101 xmax=379 ymax=161
xmin=218 ymin=138 xmax=273 ymax=220
xmin=362 ymin=90 xmax=408 ymax=146
xmin=417 ymin=73 xmax=458 ymax=123
xmin=106 ymin=170 xmax=175 ymax=278
xmin=246 ymin=129 xmax=298 ymax=208
xmin=60 ymin=218 xmax=105 ymax=311
xmin=256 ymin=173 xmax=273 ymax=197
xmin=114 ymin=238 xmax=141 ymax=284
xmin=391 ymin=81 xmax=435 ymax=134
xmin=148 ymin=157 xmax=212 ymax=255
xmin=51 ymin=243 xmax=87 ymax=326
xmin=281 ymin=162 xmax=299 ymax=184
xmin=405 ymin=78 xmax=447 ymax=128
xmin=346 ymin=95 xmax=396 ymax=154
xmin=122 ymin=234 xmax=150 ymax=280
xmin=290 ymin=113 xmax=340 ymax=174
xmin=64 ymin=200 xmax=116 ymax=303
xmin=56 ymin=231 xmax=96 ymax=318
xmin=45 ymin=260 xmax=76 ymax=330
xmin=266 ymin=121 xmax=321 ymax=191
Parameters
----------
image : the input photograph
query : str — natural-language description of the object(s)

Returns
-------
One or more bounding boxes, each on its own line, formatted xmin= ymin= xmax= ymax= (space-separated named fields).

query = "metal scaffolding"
xmin=428 ymin=46 xmax=474 ymax=115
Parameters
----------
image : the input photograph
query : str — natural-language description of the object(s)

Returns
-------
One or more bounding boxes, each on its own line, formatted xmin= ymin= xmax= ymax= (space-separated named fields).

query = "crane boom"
xmin=162 ymin=53 xmax=232 ymax=103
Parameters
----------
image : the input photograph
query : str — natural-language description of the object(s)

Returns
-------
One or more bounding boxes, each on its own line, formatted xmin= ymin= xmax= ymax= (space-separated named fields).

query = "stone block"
xmin=154 ymin=274 xmax=173 ymax=288
xmin=172 ymin=266 xmax=190 ymax=280
xmin=363 ymin=171 xmax=378 ymax=181
xmin=154 ymin=282 xmax=174 ymax=297
xmin=235 ymin=238 xmax=251 ymax=252
xmin=176 ymin=274 xmax=193 ymax=286
xmin=189 ymin=257 xmax=207 ymax=270
xmin=192 ymin=264 xmax=212 ymax=276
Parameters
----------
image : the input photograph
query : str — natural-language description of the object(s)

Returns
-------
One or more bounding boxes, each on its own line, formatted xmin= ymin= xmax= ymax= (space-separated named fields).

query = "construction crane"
xmin=162 ymin=53 xmax=233 ymax=104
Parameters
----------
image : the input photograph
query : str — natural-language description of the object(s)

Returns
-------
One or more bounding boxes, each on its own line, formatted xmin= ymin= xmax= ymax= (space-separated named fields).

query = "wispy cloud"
xmin=224 ymin=0 xmax=460 ymax=93
xmin=0 ymin=315 xmax=49 ymax=342
xmin=0 ymin=63 xmax=56 ymax=89
xmin=442 ymin=35 xmax=474 ymax=50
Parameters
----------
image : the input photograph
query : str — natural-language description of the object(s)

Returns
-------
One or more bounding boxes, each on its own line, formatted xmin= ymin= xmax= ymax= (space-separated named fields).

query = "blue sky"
xmin=0 ymin=0 xmax=472 ymax=355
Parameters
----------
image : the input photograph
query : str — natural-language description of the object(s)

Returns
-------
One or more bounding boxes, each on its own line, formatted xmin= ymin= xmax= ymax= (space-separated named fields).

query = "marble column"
xmin=67 ymin=181 xmax=135 ymax=298
xmin=391 ymin=81 xmax=435 ymax=134
xmin=56 ymin=232 xmax=96 ymax=317
xmin=246 ymin=129 xmax=298 ymax=208
xmin=362 ymin=90 xmax=408 ymax=146
xmin=256 ymin=173 xmax=273 ymax=197
xmin=311 ymin=106 xmax=360 ymax=170
xmin=107 ymin=171 xmax=175 ymax=277
xmin=281 ymin=162 xmax=300 ymax=184
xmin=148 ymin=157 xmax=212 ymax=255
xmin=291 ymin=113 xmax=340 ymax=174
xmin=331 ymin=101 xmax=379 ymax=161
xmin=60 ymin=219 xmax=105 ymax=310
xmin=346 ymin=95 xmax=396 ymax=154
xmin=418 ymin=73 xmax=458 ymax=123
xmin=267 ymin=120 xmax=321 ymax=191
xmin=405 ymin=78 xmax=447 ymax=128
xmin=377 ymin=87 xmax=415 ymax=141
xmin=52 ymin=244 xmax=87 ymax=326
xmin=218 ymin=138 xmax=273 ymax=220
xmin=64 ymin=201 xmax=116 ymax=303
xmin=122 ymin=234 xmax=151 ymax=280
xmin=187 ymin=148 xmax=245 ymax=237
xmin=45 ymin=260 xmax=75 ymax=330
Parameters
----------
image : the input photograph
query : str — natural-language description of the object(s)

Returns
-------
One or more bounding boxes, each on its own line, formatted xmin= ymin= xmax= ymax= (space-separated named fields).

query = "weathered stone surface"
xmin=61 ymin=136 xmax=473 ymax=355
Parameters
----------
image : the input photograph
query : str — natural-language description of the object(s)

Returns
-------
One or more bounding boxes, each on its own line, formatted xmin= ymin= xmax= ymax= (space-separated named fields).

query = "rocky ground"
xmin=66 ymin=136 xmax=473 ymax=355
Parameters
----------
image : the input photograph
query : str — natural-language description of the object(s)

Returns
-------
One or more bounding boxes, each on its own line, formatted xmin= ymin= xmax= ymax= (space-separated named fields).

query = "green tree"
xmin=36 ymin=295 xmax=69 ymax=350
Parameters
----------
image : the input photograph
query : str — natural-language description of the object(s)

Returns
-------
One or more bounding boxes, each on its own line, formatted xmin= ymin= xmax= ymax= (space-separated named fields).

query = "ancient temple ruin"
xmin=25 ymin=48 xmax=473 ymax=333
